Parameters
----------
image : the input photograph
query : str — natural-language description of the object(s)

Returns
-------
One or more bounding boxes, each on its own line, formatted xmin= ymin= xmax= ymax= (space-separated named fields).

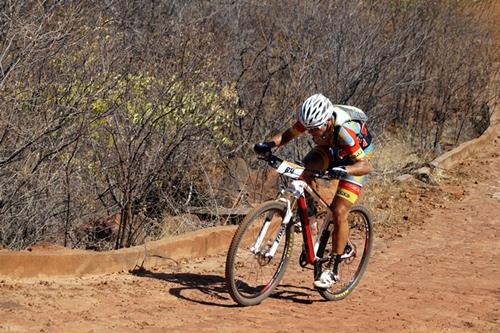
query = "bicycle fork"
xmin=250 ymin=198 xmax=294 ymax=259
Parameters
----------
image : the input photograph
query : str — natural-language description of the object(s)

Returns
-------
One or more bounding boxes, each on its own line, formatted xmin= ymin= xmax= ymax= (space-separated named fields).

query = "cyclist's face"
xmin=307 ymin=120 xmax=329 ymax=137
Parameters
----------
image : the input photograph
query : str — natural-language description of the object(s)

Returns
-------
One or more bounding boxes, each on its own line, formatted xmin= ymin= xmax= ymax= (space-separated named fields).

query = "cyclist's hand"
xmin=327 ymin=166 xmax=348 ymax=179
xmin=254 ymin=141 xmax=275 ymax=155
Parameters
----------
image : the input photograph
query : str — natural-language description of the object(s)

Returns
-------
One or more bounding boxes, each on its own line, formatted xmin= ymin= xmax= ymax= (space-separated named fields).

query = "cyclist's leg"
xmin=318 ymin=179 xmax=364 ymax=284
xmin=330 ymin=140 xmax=374 ymax=238
xmin=317 ymin=140 xmax=373 ymax=287
xmin=315 ymin=183 xmax=361 ymax=288
xmin=330 ymin=180 xmax=363 ymax=254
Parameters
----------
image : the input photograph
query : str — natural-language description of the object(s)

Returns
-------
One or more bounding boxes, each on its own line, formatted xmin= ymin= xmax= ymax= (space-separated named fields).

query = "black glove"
xmin=327 ymin=166 xmax=348 ymax=179
xmin=254 ymin=141 xmax=275 ymax=155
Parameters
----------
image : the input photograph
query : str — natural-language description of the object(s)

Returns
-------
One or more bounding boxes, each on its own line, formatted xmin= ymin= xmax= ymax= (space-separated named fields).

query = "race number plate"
xmin=276 ymin=161 xmax=304 ymax=179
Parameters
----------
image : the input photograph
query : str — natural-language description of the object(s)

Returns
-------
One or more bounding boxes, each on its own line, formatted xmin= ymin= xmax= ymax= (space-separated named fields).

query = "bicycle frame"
xmin=249 ymin=155 xmax=335 ymax=265
xmin=279 ymin=179 xmax=333 ymax=265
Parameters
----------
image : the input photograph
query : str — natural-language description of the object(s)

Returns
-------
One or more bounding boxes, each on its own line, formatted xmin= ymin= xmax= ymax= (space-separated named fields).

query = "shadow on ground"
xmin=130 ymin=267 xmax=322 ymax=307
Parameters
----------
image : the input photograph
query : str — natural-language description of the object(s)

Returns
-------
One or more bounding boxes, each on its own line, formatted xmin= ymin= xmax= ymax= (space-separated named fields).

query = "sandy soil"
xmin=1 ymin=136 xmax=499 ymax=332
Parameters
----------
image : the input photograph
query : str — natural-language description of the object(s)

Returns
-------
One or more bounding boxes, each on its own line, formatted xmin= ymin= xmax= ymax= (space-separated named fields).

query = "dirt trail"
xmin=0 ymin=133 xmax=499 ymax=333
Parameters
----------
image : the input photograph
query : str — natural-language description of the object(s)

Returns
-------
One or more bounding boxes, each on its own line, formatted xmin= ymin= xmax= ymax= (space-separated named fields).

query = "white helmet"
xmin=298 ymin=93 xmax=333 ymax=128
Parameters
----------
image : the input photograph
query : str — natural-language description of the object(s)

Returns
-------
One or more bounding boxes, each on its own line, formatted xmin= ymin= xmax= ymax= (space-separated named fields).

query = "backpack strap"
xmin=333 ymin=124 xmax=342 ymax=147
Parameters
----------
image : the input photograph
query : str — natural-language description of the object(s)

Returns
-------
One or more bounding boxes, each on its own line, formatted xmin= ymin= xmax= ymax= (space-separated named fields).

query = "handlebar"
xmin=258 ymin=153 xmax=282 ymax=168
xmin=257 ymin=152 xmax=335 ymax=180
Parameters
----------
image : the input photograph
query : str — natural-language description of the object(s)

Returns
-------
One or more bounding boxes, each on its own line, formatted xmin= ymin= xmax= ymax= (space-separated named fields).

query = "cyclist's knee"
xmin=333 ymin=204 xmax=350 ymax=220
xmin=330 ymin=200 xmax=351 ymax=224
xmin=302 ymin=146 xmax=329 ymax=171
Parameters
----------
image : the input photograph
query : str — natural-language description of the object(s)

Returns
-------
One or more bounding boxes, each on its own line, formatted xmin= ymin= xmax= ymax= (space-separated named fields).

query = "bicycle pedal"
xmin=341 ymin=244 xmax=354 ymax=259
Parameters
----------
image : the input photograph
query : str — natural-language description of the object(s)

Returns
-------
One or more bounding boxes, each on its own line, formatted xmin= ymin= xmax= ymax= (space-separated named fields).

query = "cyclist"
xmin=254 ymin=93 xmax=374 ymax=289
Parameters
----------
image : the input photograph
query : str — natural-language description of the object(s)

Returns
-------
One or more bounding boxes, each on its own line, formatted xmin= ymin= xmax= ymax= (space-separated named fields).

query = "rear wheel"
xmin=316 ymin=205 xmax=373 ymax=301
xmin=225 ymin=201 xmax=294 ymax=306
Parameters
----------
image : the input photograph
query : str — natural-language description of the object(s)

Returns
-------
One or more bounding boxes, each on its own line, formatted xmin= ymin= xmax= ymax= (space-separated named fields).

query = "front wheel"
xmin=316 ymin=205 xmax=373 ymax=301
xmin=225 ymin=200 xmax=294 ymax=306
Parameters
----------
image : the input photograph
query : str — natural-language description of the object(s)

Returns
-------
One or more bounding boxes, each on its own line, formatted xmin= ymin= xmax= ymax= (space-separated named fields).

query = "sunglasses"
xmin=306 ymin=124 xmax=325 ymax=132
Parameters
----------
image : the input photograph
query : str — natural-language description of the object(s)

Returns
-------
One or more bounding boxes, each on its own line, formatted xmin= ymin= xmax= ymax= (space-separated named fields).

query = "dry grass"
xmin=360 ymin=131 xmax=452 ymax=240
xmin=371 ymin=130 xmax=435 ymax=174
xmin=158 ymin=213 xmax=214 ymax=238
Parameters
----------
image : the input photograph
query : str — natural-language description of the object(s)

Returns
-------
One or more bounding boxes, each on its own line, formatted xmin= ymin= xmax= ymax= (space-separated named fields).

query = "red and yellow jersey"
xmin=290 ymin=119 xmax=372 ymax=165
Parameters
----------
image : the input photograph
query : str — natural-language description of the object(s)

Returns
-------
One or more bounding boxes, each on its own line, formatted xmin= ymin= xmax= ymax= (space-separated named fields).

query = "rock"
xmin=395 ymin=174 xmax=414 ymax=183
xmin=413 ymin=167 xmax=438 ymax=185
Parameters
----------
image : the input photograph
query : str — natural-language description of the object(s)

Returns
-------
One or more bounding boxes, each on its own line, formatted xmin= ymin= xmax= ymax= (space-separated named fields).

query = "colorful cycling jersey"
xmin=290 ymin=118 xmax=373 ymax=165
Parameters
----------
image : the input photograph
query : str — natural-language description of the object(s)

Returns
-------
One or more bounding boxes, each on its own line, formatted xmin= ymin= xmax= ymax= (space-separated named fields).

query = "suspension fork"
xmin=250 ymin=198 xmax=294 ymax=258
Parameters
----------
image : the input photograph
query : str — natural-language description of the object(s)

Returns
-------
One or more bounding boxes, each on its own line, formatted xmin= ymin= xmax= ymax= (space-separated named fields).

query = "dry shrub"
xmin=362 ymin=132 xmax=446 ymax=239
xmin=0 ymin=0 xmax=497 ymax=250
xmin=370 ymin=130 xmax=433 ymax=175
xmin=159 ymin=213 xmax=208 ymax=238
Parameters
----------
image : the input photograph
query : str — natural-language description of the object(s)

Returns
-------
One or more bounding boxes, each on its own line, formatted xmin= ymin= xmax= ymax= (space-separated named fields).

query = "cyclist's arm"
xmin=345 ymin=159 xmax=372 ymax=176
xmin=270 ymin=121 xmax=305 ymax=147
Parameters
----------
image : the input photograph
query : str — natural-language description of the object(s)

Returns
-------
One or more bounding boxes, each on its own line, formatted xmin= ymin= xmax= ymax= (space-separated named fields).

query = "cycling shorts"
xmin=302 ymin=143 xmax=374 ymax=204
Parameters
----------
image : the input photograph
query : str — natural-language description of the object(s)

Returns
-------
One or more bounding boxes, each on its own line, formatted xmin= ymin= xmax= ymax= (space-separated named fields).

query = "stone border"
xmin=0 ymin=226 xmax=236 ymax=278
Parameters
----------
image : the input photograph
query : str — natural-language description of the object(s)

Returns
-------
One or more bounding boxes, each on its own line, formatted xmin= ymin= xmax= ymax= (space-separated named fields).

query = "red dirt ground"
xmin=0 ymin=132 xmax=499 ymax=332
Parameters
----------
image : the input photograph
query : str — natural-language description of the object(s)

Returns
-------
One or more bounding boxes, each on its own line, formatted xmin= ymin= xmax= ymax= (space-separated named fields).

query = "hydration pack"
xmin=332 ymin=105 xmax=368 ymax=123
xmin=331 ymin=105 xmax=372 ymax=149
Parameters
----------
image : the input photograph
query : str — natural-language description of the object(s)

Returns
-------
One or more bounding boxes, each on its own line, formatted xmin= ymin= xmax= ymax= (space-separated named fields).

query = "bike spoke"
xmin=226 ymin=201 xmax=293 ymax=306
xmin=317 ymin=206 xmax=373 ymax=301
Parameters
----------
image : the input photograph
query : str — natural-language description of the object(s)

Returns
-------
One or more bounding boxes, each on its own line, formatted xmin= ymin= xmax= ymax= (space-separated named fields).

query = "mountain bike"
xmin=225 ymin=152 xmax=373 ymax=306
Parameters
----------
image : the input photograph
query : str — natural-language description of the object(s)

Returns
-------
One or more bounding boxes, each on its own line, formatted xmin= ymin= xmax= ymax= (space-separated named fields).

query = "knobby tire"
xmin=225 ymin=201 xmax=294 ymax=306
xmin=317 ymin=205 xmax=373 ymax=301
